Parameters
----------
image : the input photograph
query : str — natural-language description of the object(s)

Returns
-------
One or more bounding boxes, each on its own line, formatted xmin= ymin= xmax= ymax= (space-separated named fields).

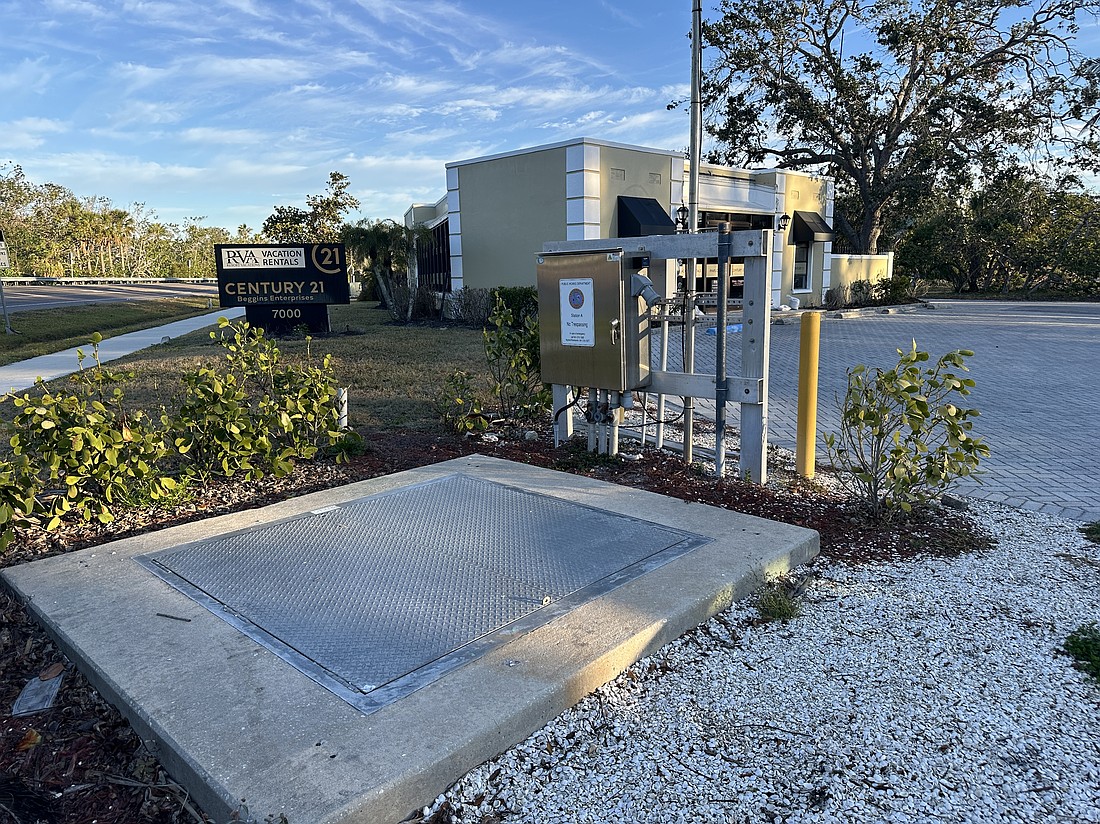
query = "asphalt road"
xmin=0 ymin=282 xmax=219 ymax=315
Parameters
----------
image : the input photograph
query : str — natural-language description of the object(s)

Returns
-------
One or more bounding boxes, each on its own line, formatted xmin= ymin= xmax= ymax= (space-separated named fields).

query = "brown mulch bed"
xmin=0 ymin=427 xmax=992 ymax=824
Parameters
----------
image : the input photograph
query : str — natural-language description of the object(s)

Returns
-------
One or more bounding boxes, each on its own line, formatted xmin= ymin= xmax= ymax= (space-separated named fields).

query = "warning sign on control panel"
xmin=560 ymin=278 xmax=594 ymax=347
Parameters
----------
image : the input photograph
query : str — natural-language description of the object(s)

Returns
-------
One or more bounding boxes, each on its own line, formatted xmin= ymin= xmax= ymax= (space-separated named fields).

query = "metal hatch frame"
xmin=137 ymin=473 xmax=711 ymax=716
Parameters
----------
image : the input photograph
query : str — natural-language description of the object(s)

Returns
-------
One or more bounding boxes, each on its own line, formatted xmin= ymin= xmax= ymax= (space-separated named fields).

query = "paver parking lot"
xmin=666 ymin=300 xmax=1100 ymax=522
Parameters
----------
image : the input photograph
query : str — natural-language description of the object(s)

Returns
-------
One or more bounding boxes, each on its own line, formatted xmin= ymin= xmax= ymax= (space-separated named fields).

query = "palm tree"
xmin=341 ymin=219 xmax=434 ymax=323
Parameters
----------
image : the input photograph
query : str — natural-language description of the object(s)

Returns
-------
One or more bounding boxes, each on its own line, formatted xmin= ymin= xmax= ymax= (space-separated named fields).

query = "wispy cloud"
xmin=482 ymin=42 xmax=614 ymax=81
xmin=114 ymin=62 xmax=174 ymax=90
xmin=376 ymin=125 xmax=462 ymax=147
xmin=0 ymin=58 xmax=56 ymax=94
xmin=29 ymin=152 xmax=205 ymax=192
xmin=5 ymin=0 xmax=692 ymax=227
xmin=181 ymin=127 xmax=269 ymax=145
xmin=218 ymin=158 xmax=312 ymax=178
xmin=188 ymin=55 xmax=320 ymax=84
xmin=597 ymin=0 xmax=643 ymax=29
xmin=43 ymin=0 xmax=109 ymax=19
xmin=350 ymin=0 xmax=501 ymax=44
xmin=338 ymin=152 xmax=445 ymax=176
xmin=214 ymin=0 xmax=272 ymax=18
xmin=0 ymin=118 xmax=69 ymax=150
xmin=109 ymin=100 xmax=186 ymax=127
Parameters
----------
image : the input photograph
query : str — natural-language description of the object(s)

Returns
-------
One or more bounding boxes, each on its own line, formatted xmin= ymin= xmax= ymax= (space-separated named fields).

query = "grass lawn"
xmin=15 ymin=300 xmax=490 ymax=432
xmin=0 ymin=297 xmax=216 ymax=366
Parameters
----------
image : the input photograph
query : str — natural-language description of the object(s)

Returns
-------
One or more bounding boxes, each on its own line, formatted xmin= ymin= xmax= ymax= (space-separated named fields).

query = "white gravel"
xmin=421 ymin=500 xmax=1100 ymax=823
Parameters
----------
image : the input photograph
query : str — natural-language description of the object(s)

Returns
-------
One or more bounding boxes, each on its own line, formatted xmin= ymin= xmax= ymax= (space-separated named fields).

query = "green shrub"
xmin=490 ymin=286 xmax=539 ymax=325
xmin=0 ymin=321 xmax=349 ymax=550
xmin=170 ymin=363 xmax=268 ymax=481
xmin=329 ymin=429 xmax=366 ymax=460
xmin=169 ymin=320 xmax=342 ymax=480
xmin=0 ymin=455 xmax=39 ymax=551
xmin=434 ymin=370 xmax=490 ymax=433
xmin=484 ymin=296 xmax=551 ymax=422
xmin=436 ymin=294 xmax=551 ymax=429
xmin=873 ymin=276 xmax=912 ymax=306
xmin=9 ymin=337 xmax=174 ymax=529
xmin=906 ymin=278 xmax=930 ymax=301
xmin=823 ymin=342 xmax=990 ymax=521
xmin=265 ymin=345 xmax=342 ymax=470
xmin=823 ymin=285 xmax=848 ymax=310
xmin=848 ymin=279 xmax=873 ymax=307
xmin=1064 ymin=622 xmax=1100 ymax=682
xmin=1079 ymin=522 xmax=1100 ymax=545
xmin=450 ymin=286 xmax=494 ymax=326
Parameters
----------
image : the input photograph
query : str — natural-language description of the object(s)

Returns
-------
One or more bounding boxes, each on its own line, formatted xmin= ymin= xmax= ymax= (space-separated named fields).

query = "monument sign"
xmin=214 ymin=243 xmax=351 ymax=334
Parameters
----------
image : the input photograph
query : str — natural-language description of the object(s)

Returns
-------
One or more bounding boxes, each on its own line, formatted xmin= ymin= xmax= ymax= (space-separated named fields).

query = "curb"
xmin=772 ymin=302 xmax=934 ymax=324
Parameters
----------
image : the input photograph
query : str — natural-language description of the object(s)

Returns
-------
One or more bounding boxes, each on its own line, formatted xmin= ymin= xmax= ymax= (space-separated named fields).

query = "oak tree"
xmin=261 ymin=171 xmax=360 ymax=244
xmin=700 ymin=0 xmax=1100 ymax=253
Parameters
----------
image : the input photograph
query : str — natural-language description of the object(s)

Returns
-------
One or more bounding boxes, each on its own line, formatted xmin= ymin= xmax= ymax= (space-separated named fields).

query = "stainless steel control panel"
xmin=536 ymin=250 xmax=649 ymax=392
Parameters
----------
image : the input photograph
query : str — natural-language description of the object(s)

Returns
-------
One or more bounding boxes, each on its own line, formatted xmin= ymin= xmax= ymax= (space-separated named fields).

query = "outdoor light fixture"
xmin=776 ymin=213 xmax=792 ymax=232
xmin=676 ymin=203 xmax=690 ymax=232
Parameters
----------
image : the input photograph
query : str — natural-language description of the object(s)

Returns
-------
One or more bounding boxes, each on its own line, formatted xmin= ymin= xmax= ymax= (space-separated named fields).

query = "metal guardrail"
xmin=0 ymin=277 xmax=218 ymax=286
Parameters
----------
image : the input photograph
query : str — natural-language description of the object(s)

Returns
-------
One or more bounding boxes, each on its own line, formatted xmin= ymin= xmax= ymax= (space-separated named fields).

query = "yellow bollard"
xmin=796 ymin=311 xmax=823 ymax=478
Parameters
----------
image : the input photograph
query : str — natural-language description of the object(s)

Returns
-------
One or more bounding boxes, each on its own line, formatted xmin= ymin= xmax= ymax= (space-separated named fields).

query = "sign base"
xmin=246 ymin=304 xmax=330 ymax=335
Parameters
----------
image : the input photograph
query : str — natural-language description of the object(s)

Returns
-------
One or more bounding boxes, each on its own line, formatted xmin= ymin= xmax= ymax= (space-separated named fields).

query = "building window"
xmin=793 ymin=243 xmax=811 ymax=291
xmin=416 ymin=219 xmax=452 ymax=293
xmin=699 ymin=211 xmax=773 ymax=231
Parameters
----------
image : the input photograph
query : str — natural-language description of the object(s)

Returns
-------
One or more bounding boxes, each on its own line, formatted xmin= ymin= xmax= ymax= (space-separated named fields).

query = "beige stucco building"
xmin=406 ymin=137 xmax=873 ymax=309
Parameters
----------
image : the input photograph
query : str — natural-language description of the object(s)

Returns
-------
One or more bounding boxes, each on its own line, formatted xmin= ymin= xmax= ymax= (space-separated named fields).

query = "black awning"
xmin=792 ymin=210 xmax=833 ymax=243
xmin=617 ymin=196 xmax=676 ymax=237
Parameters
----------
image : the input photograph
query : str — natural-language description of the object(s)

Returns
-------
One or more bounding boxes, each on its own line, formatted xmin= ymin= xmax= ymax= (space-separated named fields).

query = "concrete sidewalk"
xmin=0 ymin=307 xmax=244 ymax=394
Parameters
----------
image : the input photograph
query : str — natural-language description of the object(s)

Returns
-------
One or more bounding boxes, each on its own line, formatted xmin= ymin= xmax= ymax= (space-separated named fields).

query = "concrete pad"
xmin=2 ymin=455 xmax=818 ymax=824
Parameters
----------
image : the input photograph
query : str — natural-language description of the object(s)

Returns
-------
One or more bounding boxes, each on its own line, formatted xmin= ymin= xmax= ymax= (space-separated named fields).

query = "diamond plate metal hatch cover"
xmin=138 ymin=473 xmax=711 ymax=715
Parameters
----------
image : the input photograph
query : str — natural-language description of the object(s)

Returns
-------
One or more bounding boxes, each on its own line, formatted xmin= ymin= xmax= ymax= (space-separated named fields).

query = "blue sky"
xmin=1 ymin=0 xmax=694 ymax=231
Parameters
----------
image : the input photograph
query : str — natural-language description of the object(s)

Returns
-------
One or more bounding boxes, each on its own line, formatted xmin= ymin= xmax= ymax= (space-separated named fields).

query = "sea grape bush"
xmin=9 ymin=337 xmax=174 ymax=530
xmin=0 ymin=320 xmax=347 ymax=550
xmin=823 ymin=343 xmax=989 ymax=521
xmin=483 ymin=296 xmax=551 ymax=422
xmin=169 ymin=321 xmax=340 ymax=480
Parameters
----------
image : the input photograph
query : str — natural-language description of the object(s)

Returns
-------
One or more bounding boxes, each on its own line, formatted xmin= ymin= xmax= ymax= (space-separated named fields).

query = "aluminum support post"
xmin=714 ymin=224 xmax=731 ymax=477
xmin=683 ymin=263 xmax=695 ymax=463
xmin=684 ymin=0 xmax=703 ymax=464
xmin=739 ymin=234 xmax=772 ymax=484
xmin=552 ymin=384 xmax=574 ymax=445
xmin=656 ymin=303 xmax=670 ymax=449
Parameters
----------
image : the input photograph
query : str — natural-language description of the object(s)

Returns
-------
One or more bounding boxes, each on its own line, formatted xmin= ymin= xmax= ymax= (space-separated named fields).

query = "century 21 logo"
xmin=312 ymin=245 xmax=342 ymax=275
